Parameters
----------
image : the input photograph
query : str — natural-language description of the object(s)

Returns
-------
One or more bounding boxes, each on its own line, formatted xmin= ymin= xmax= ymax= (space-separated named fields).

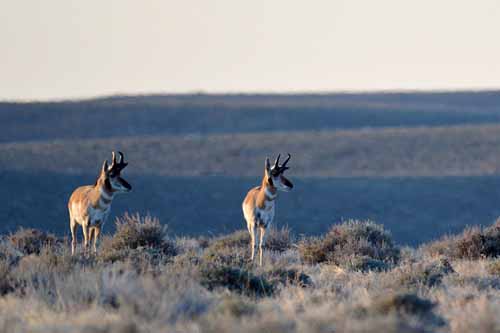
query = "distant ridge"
xmin=3 ymin=89 xmax=500 ymax=105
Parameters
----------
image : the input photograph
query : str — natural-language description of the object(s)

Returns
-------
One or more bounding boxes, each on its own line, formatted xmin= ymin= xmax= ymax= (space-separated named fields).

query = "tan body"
xmin=68 ymin=152 xmax=131 ymax=255
xmin=243 ymin=177 xmax=277 ymax=265
xmin=68 ymin=184 xmax=112 ymax=255
xmin=242 ymin=154 xmax=293 ymax=265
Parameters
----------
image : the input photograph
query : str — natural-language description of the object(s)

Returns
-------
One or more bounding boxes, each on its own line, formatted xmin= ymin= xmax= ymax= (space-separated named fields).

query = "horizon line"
xmin=3 ymin=87 xmax=500 ymax=104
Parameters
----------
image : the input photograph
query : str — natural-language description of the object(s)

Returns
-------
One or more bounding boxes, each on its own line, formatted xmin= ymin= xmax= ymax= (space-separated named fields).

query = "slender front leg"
xmin=70 ymin=219 xmax=77 ymax=256
xmin=92 ymin=225 xmax=101 ymax=254
xmin=250 ymin=224 xmax=256 ymax=262
xmin=259 ymin=227 xmax=266 ymax=266
xmin=82 ymin=224 xmax=90 ymax=256
xmin=89 ymin=227 xmax=95 ymax=243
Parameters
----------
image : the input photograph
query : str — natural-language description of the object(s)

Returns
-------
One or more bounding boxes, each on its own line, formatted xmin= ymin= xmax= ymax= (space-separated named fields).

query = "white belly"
xmin=88 ymin=206 xmax=110 ymax=224
xmin=255 ymin=204 xmax=275 ymax=228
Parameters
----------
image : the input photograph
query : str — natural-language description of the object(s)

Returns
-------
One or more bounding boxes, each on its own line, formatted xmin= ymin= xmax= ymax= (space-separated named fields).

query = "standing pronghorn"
xmin=68 ymin=151 xmax=132 ymax=255
xmin=242 ymin=153 xmax=293 ymax=265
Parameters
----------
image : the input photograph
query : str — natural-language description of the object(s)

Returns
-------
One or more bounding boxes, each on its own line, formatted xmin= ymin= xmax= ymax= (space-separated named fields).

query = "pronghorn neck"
xmin=93 ymin=181 xmax=114 ymax=208
xmin=261 ymin=175 xmax=277 ymax=201
xmin=99 ymin=185 xmax=114 ymax=202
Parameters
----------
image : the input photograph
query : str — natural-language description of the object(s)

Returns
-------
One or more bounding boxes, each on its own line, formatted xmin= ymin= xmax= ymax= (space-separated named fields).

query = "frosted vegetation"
xmin=0 ymin=214 xmax=499 ymax=332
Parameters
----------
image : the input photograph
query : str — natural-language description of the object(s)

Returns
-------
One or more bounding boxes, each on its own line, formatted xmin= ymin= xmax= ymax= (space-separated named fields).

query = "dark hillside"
xmin=3 ymin=92 xmax=500 ymax=245
xmin=2 ymin=92 xmax=500 ymax=143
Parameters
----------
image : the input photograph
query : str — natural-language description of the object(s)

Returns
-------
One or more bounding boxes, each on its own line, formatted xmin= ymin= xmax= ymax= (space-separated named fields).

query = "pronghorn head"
xmin=265 ymin=153 xmax=293 ymax=192
xmin=98 ymin=151 xmax=132 ymax=193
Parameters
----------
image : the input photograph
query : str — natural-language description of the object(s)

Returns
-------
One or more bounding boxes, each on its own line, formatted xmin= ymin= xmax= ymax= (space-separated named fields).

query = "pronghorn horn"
xmin=265 ymin=157 xmax=271 ymax=171
xmin=110 ymin=151 xmax=117 ymax=169
xmin=118 ymin=151 xmax=128 ymax=169
xmin=102 ymin=160 xmax=109 ymax=173
xmin=111 ymin=151 xmax=128 ymax=171
xmin=108 ymin=151 xmax=128 ymax=172
xmin=281 ymin=153 xmax=291 ymax=168
xmin=274 ymin=154 xmax=281 ymax=169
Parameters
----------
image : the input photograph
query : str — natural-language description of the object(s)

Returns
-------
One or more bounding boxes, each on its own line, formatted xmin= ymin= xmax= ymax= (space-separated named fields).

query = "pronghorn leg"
xmin=249 ymin=224 xmax=257 ymax=262
xmin=259 ymin=227 xmax=266 ymax=266
xmin=88 ymin=227 xmax=95 ymax=254
xmin=92 ymin=225 xmax=101 ymax=254
xmin=82 ymin=224 xmax=90 ymax=256
xmin=70 ymin=219 xmax=77 ymax=256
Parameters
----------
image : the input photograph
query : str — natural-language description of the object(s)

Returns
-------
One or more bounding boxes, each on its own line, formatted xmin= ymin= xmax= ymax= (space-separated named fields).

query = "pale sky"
xmin=1 ymin=1 xmax=500 ymax=101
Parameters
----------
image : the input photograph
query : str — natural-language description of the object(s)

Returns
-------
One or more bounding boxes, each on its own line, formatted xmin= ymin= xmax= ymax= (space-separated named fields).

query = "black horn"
xmin=281 ymin=153 xmax=291 ymax=168
xmin=274 ymin=153 xmax=281 ymax=168
xmin=118 ymin=151 xmax=125 ymax=164
xmin=109 ymin=151 xmax=128 ymax=172
xmin=117 ymin=151 xmax=128 ymax=169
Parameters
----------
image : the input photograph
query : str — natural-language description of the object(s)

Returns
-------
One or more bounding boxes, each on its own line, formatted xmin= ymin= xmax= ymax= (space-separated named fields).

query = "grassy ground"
xmin=0 ymin=215 xmax=499 ymax=332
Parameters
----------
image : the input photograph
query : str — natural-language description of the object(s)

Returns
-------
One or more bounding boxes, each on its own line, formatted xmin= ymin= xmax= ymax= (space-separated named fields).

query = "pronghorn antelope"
xmin=68 ymin=151 xmax=131 ymax=255
xmin=242 ymin=153 xmax=293 ymax=265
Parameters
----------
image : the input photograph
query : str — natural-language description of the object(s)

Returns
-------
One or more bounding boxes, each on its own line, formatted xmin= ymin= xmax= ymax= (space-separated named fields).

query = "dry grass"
xmin=423 ymin=219 xmax=500 ymax=260
xmin=7 ymin=228 xmax=58 ymax=255
xmin=0 ymin=215 xmax=498 ymax=332
xmin=298 ymin=219 xmax=399 ymax=270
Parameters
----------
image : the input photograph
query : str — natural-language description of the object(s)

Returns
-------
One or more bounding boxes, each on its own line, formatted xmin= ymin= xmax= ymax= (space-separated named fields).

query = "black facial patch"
xmin=281 ymin=176 xmax=294 ymax=189
xmin=119 ymin=177 xmax=132 ymax=191
xmin=108 ymin=170 xmax=119 ymax=178
xmin=104 ymin=178 xmax=113 ymax=192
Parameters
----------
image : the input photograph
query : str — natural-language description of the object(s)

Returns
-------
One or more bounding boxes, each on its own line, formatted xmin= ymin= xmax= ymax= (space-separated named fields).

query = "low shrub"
xmin=297 ymin=235 xmax=326 ymax=263
xmin=424 ymin=220 xmax=500 ymax=259
xmin=8 ymin=228 xmax=58 ymax=255
xmin=298 ymin=220 xmax=399 ymax=269
xmin=30 ymin=245 xmax=78 ymax=274
xmin=355 ymin=292 xmax=445 ymax=329
xmin=202 ymin=231 xmax=248 ymax=267
xmin=100 ymin=214 xmax=176 ymax=262
xmin=213 ymin=295 xmax=256 ymax=318
xmin=264 ymin=267 xmax=312 ymax=287
xmin=113 ymin=213 xmax=174 ymax=251
xmin=202 ymin=246 xmax=247 ymax=267
xmin=199 ymin=263 xmax=273 ymax=297
xmin=207 ymin=231 xmax=249 ymax=252
xmin=265 ymin=226 xmax=293 ymax=253
xmin=345 ymin=256 xmax=389 ymax=272
xmin=393 ymin=258 xmax=455 ymax=288
xmin=367 ymin=293 xmax=435 ymax=317
xmin=0 ymin=258 xmax=14 ymax=295
xmin=486 ymin=260 xmax=500 ymax=276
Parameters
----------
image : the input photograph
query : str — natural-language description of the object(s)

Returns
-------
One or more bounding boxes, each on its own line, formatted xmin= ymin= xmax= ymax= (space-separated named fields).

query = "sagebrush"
xmin=0 ymin=215 xmax=499 ymax=333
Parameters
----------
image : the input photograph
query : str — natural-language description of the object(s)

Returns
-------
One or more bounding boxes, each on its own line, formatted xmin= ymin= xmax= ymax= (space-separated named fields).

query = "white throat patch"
xmin=100 ymin=188 xmax=113 ymax=201
xmin=265 ymin=187 xmax=277 ymax=200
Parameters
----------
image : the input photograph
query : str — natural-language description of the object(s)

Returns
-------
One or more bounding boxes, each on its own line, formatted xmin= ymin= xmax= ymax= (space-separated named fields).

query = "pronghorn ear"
xmin=101 ymin=160 xmax=109 ymax=175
